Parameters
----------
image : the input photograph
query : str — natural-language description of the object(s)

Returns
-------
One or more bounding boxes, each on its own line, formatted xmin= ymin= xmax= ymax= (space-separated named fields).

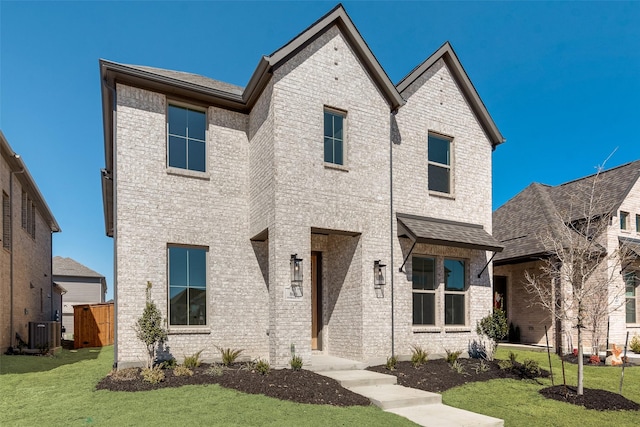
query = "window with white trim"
xmin=324 ymin=109 xmax=345 ymax=165
xmin=168 ymin=246 xmax=207 ymax=326
xmin=625 ymin=271 xmax=638 ymax=324
xmin=428 ymin=133 xmax=452 ymax=194
xmin=167 ymin=105 xmax=206 ymax=172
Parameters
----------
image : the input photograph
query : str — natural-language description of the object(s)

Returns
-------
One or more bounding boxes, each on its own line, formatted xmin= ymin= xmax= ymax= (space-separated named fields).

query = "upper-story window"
xmin=620 ymin=211 xmax=629 ymax=230
xmin=168 ymin=105 xmax=206 ymax=172
xmin=324 ymin=109 xmax=345 ymax=165
xmin=2 ymin=192 xmax=10 ymax=250
xmin=636 ymin=214 xmax=640 ymax=233
xmin=21 ymin=191 xmax=36 ymax=239
xmin=428 ymin=133 xmax=452 ymax=194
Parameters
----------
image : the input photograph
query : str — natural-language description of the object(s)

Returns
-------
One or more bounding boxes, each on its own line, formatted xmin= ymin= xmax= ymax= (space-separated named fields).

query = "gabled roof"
xmin=53 ymin=256 xmax=104 ymax=278
xmin=494 ymin=160 xmax=640 ymax=263
xmin=0 ymin=130 xmax=60 ymax=233
xmin=396 ymin=42 xmax=505 ymax=148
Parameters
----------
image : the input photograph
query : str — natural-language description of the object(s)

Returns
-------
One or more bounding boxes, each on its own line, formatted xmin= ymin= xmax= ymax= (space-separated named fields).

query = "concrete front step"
xmin=388 ymin=404 xmax=504 ymax=427
xmin=349 ymin=384 xmax=442 ymax=409
xmin=308 ymin=355 xmax=368 ymax=372
xmin=316 ymin=369 xmax=397 ymax=387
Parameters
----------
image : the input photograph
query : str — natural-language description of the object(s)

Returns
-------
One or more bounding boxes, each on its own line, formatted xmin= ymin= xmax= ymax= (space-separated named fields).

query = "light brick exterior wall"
xmin=111 ymin=25 xmax=499 ymax=367
xmin=0 ymin=153 xmax=55 ymax=351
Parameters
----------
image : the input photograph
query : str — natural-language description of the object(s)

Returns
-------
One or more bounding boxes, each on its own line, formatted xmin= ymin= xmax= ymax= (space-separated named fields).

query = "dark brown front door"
xmin=311 ymin=252 xmax=322 ymax=350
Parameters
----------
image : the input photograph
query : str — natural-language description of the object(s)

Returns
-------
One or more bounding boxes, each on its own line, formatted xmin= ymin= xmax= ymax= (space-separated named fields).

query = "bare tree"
xmin=523 ymin=163 xmax=633 ymax=396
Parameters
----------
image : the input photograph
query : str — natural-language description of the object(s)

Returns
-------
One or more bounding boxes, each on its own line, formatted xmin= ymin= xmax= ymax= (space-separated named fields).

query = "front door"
xmin=311 ymin=252 xmax=322 ymax=350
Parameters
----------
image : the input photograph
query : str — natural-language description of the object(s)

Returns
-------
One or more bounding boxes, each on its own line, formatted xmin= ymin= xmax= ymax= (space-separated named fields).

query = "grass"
xmin=0 ymin=346 xmax=412 ymax=426
xmin=443 ymin=347 xmax=640 ymax=427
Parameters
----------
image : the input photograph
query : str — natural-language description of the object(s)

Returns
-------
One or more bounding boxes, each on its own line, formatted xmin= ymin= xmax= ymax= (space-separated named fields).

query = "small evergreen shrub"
xmin=110 ymin=367 xmax=139 ymax=381
xmin=385 ymin=355 xmax=398 ymax=371
xmin=630 ymin=334 xmax=640 ymax=354
xmin=173 ymin=365 xmax=194 ymax=377
xmin=508 ymin=351 xmax=518 ymax=363
xmin=219 ymin=347 xmax=244 ymax=366
xmin=476 ymin=309 xmax=508 ymax=359
xmin=141 ymin=366 xmax=165 ymax=384
xmin=160 ymin=357 xmax=177 ymax=369
xmin=520 ymin=359 xmax=541 ymax=378
xmin=134 ymin=282 xmax=168 ymax=369
xmin=497 ymin=359 xmax=512 ymax=370
xmin=290 ymin=355 xmax=303 ymax=371
xmin=255 ymin=359 xmax=270 ymax=375
xmin=410 ymin=345 xmax=428 ymax=367
xmin=183 ymin=350 xmax=203 ymax=368
xmin=445 ymin=349 xmax=462 ymax=365
xmin=206 ymin=364 xmax=224 ymax=377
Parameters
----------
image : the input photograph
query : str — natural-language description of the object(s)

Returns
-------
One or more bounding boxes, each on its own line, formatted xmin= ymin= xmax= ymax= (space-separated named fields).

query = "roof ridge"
xmin=556 ymin=159 xmax=640 ymax=188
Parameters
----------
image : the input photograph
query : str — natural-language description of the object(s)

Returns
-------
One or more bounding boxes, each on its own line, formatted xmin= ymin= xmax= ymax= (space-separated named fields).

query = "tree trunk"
xmin=577 ymin=325 xmax=584 ymax=395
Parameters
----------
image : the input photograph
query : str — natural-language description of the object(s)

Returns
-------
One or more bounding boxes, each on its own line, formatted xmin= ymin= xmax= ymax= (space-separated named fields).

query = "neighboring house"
xmin=0 ymin=130 xmax=61 ymax=352
xmin=52 ymin=256 xmax=107 ymax=339
xmin=100 ymin=5 xmax=505 ymax=368
xmin=493 ymin=160 xmax=640 ymax=353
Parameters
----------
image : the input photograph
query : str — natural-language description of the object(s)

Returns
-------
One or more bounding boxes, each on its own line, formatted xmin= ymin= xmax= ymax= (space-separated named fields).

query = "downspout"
xmin=389 ymin=110 xmax=397 ymax=358
xmin=102 ymin=77 xmax=117 ymax=368
xmin=9 ymin=158 xmax=25 ymax=351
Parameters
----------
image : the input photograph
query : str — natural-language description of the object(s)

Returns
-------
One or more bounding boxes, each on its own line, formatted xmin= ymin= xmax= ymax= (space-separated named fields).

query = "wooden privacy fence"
xmin=74 ymin=302 xmax=114 ymax=349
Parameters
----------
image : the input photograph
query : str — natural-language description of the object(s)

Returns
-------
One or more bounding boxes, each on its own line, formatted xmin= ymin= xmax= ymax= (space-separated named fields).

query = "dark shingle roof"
xmin=53 ymin=256 xmax=104 ymax=278
xmin=123 ymin=65 xmax=244 ymax=96
xmin=494 ymin=160 xmax=640 ymax=263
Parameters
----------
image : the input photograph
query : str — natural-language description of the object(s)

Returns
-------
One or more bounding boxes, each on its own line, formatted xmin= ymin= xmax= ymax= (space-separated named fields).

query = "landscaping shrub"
xmin=497 ymin=359 xmax=512 ymax=370
xmin=508 ymin=322 xmax=521 ymax=343
xmin=290 ymin=355 xmax=303 ymax=371
xmin=205 ymin=364 xmax=223 ymax=377
xmin=134 ymin=282 xmax=168 ymax=369
xmin=173 ymin=365 xmax=194 ymax=377
xmin=385 ymin=355 xmax=398 ymax=371
xmin=141 ymin=366 xmax=165 ymax=384
xmin=218 ymin=347 xmax=244 ymax=366
xmin=445 ymin=349 xmax=462 ymax=365
xmin=183 ymin=350 xmax=203 ymax=368
xmin=520 ymin=359 xmax=541 ymax=378
xmin=110 ymin=367 xmax=139 ymax=381
xmin=410 ymin=345 xmax=428 ymax=367
xmin=160 ymin=357 xmax=177 ymax=369
xmin=589 ymin=354 xmax=601 ymax=365
xmin=450 ymin=360 xmax=465 ymax=374
xmin=630 ymin=334 xmax=640 ymax=353
xmin=476 ymin=309 xmax=508 ymax=359
xmin=508 ymin=351 xmax=518 ymax=363
xmin=255 ymin=359 xmax=270 ymax=375
xmin=475 ymin=359 xmax=489 ymax=373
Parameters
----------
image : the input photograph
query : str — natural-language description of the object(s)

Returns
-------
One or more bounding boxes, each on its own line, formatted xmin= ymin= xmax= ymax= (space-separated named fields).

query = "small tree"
xmin=476 ymin=309 xmax=508 ymax=360
xmin=134 ymin=281 xmax=167 ymax=369
xmin=523 ymin=161 xmax=634 ymax=396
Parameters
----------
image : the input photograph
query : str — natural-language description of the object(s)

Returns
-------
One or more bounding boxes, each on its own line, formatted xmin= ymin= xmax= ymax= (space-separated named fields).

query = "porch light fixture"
xmin=290 ymin=254 xmax=303 ymax=297
xmin=374 ymin=260 xmax=386 ymax=288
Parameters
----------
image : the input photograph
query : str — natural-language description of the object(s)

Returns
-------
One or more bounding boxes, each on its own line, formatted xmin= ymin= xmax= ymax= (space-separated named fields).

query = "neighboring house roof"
xmin=494 ymin=160 xmax=640 ymax=264
xmin=0 ymin=130 xmax=60 ymax=233
xmin=100 ymin=4 xmax=505 ymax=237
xmin=53 ymin=256 xmax=104 ymax=278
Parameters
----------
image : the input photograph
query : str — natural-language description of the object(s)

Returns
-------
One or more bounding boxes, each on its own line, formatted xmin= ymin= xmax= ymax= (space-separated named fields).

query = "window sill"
xmin=324 ymin=162 xmax=349 ymax=172
xmin=625 ymin=324 xmax=640 ymax=328
xmin=412 ymin=326 xmax=440 ymax=333
xmin=444 ymin=326 xmax=471 ymax=333
xmin=429 ymin=190 xmax=455 ymax=200
xmin=167 ymin=167 xmax=211 ymax=180
xmin=168 ymin=328 xmax=211 ymax=335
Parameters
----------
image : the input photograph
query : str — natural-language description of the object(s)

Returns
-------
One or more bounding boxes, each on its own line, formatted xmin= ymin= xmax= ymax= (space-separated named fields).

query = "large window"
xmin=21 ymin=191 xmax=35 ymax=239
xmin=626 ymin=271 xmax=638 ymax=324
xmin=168 ymin=246 xmax=207 ymax=326
xmin=428 ymin=134 xmax=452 ymax=194
xmin=168 ymin=105 xmax=206 ymax=172
xmin=324 ymin=109 xmax=345 ymax=165
xmin=444 ymin=259 xmax=466 ymax=325
xmin=620 ymin=211 xmax=629 ymax=230
xmin=412 ymin=257 xmax=436 ymax=325
xmin=412 ymin=256 xmax=467 ymax=327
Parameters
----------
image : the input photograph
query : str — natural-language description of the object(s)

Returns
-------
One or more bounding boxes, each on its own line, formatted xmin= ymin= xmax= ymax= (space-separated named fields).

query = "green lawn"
xmin=2 ymin=346 xmax=638 ymax=426
xmin=443 ymin=347 xmax=640 ymax=427
xmin=0 ymin=346 xmax=412 ymax=426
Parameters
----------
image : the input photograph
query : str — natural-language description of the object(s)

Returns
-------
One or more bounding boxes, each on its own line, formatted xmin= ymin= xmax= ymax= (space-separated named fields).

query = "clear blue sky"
xmin=1 ymin=1 xmax=638 ymax=301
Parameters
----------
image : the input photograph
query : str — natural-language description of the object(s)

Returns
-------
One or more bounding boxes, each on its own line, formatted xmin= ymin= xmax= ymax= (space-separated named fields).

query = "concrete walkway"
xmin=312 ymin=355 xmax=503 ymax=427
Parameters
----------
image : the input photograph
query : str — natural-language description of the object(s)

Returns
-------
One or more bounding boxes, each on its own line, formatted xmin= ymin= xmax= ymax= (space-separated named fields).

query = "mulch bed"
xmin=96 ymin=364 xmax=370 ymax=407
xmin=540 ymin=386 xmax=640 ymax=411
xmin=367 ymin=358 xmax=549 ymax=393
xmin=561 ymin=354 xmax=638 ymax=367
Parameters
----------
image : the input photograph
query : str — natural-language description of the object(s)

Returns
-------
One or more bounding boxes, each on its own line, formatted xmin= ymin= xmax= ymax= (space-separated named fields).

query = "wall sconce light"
xmin=374 ymin=260 xmax=386 ymax=288
xmin=290 ymin=254 xmax=303 ymax=297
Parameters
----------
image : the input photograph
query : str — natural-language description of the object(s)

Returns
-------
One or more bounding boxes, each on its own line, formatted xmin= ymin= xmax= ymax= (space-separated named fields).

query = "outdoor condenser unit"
xmin=28 ymin=321 xmax=61 ymax=350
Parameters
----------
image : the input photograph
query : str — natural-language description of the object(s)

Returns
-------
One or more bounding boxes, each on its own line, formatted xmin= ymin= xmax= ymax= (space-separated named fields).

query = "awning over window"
xmin=620 ymin=236 xmax=640 ymax=257
xmin=397 ymin=213 xmax=504 ymax=252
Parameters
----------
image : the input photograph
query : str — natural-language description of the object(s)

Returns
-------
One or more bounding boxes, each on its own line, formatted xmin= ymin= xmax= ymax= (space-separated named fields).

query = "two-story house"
xmin=100 ymin=4 xmax=505 ymax=368
xmin=52 ymin=256 xmax=107 ymax=339
xmin=493 ymin=160 xmax=640 ymax=353
xmin=0 ymin=130 xmax=61 ymax=352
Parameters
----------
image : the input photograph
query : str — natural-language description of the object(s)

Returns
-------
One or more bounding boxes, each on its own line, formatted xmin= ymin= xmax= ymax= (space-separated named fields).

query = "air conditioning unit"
xmin=28 ymin=321 xmax=61 ymax=350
